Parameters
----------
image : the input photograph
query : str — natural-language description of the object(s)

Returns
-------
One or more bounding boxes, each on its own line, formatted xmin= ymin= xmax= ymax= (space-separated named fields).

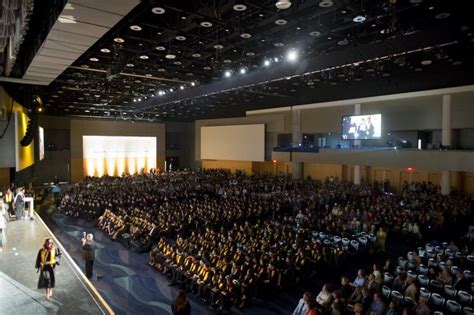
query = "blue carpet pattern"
xmin=46 ymin=212 xmax=293 ymax=315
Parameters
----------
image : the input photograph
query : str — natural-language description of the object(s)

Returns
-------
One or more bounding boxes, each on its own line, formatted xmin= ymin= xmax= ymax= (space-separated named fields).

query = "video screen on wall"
xmin=341 ymin=114 xmax=382 ymax=140
xmin=83 ymin=136 xmax=157 ymax=177
xmin=38 ymin=126 xmax=44 ymax=160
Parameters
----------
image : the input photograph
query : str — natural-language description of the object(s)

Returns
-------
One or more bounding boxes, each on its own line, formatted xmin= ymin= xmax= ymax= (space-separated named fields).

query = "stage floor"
xmin=0 ymin=215 xmax=109 ymax=315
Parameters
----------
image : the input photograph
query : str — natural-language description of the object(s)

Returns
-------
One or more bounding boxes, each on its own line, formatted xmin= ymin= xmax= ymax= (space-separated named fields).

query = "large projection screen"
xmin=201 ymin=124 xmax=265 ymax=161
xmin=341 ymin=114 xmax=382 ymax=140
xmin=83 ymin=136 xmax=157 ymax=177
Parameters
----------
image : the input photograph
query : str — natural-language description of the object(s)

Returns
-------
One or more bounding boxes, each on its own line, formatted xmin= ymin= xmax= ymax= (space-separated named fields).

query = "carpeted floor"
xmin=43 ymin=210 xmax=294 ymax=315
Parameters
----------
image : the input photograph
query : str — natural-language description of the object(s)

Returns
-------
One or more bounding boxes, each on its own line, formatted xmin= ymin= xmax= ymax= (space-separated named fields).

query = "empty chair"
xmin=407 ymin=261 xmax=417 ymax=270
xmin=420 ymin=287 xmax=432 ymax=299
xmin=358 ymin=236 xmax=368 ymax=247
xmin=418 ymin=247 xmax=426 ymax=258
xmin=465 ymin=270 xmax=473 ymax=281
xmin=382 ymin=285 xmax=392 ymax=300
xmin=312 ymin=231 xmax=318 ymax=238
xmin=359 ymin=232 xmax=368 ymax=238
xmin=457 ymin=291 xmax=473 ymax=306
xmin=391 ymin=290 xmax=403 ymax=302
xmin=384 ymin=272 xmax=394 ymax=286
xmin=333 ymin=235 xmax=341 ymax=244
xmin=368 ymin=233 xmax=376 ymax=244
xmin=430 ymin=293 xmax=446 ymax=308
xmin=462 ymin=307 xmax=474 ymax=315
xmin=319 ymin=232 xmax=326 ymax=240
xmin=467 ymin=255 xmax=474 ymax=264
xmin=430 ymin=280 xmax=444 ymax=293
xmin=342 ymin=238 xmax=350 ymax=247
xmin=399 ymin=257 xmax=408 ymax=269
xmin=323 ymin=239 xmax=332 ymax=246
xmin=444 ymin=285 xmax=458 ymax=299
xmin=417 ymin=264 xmax=429 ymax=275
xmin=446 ymin=300 xmax=462 ymax=314
xmin=436 ymin=246 xmax=445 ymax=255
xmin=351 ymin=240 xmax=359 ymax=251
xmin=426 ymin=244 xmax=434 ymax=252
xmin=455 ymin=252 xmax=464 ymax=261
xmin=417 ymin=275 xmax=430 ymax=287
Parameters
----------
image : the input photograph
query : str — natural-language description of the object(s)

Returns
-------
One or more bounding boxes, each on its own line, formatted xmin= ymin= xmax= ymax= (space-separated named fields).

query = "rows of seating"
xmin=381 ymin=241 xmax=473 ymax=314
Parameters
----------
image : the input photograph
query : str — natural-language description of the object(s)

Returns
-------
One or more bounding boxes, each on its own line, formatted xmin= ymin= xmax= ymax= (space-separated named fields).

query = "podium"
xmin=24 ymin=197 xmax=34 ymax=216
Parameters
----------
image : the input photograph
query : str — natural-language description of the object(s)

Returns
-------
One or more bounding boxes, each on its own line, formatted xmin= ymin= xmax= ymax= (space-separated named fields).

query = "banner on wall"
xmin=39 ymin=126 xmax=44 ymax=160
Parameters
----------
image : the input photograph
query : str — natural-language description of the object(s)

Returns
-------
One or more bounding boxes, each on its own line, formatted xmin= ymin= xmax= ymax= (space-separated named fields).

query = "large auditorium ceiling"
xmin=29 ymin=0 xmax=474 ymax=121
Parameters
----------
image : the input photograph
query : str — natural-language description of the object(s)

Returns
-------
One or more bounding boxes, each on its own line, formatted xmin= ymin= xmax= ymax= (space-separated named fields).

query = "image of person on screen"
xmin=357 ymin=118 xmax=368 ymax=139
xmin=366 ymin=116 xmax=375 ymax=139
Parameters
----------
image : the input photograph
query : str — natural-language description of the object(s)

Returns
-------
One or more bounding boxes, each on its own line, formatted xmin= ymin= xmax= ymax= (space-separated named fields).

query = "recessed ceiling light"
xmin=353 ymin=15 xmax=366 ymax=23
xmin=100 ymin=48 xmax=111 ymax=53
xmin=337 ymin=39 xmax=348 ymax=46
xmin=155 ymin=46 xmax=166 ymax=51
xmin=246 ymin=52 xmax=255 ymax=57
xmin=410 ymin=0 xmax=423 ymax=3
xmin=286 ymin=50 xmax=298 ymax=62
xmin=89 ymin=57 xmax=99 ymax=62
xmin=165 ymin=54 xmax=176 ymax=59
xmin=126 ymin=63 xmax=134 ymax=67
xmin=435 ymin=12 xmax=450 ymax=19
xmin=214 ymin=44 xmax=224 ymax=49
xmin=414 ymin=67 xmax=423 ymax=72
xmin=192 ymin=53 xmax=201 ymax=58
xmin=145 ymin=74 xmax=153 ymax=77
xmin=452 ymin=61 xmax=462 ymax=66
xmin=240 ymin=68 xmax=247 ymax=74
xmin=309 ymin=31 xmax=321 ymax=37
xmin=174 ymin=61 xmax=182 ymax=65
xmin=203 ymin=66 xmax=211 ymax=70
xmin=421 ymin=60 xmax=432 ymax=65
xmin=240 ymin=33 xmax=252 ymax=39
xmin=275 ymin=1 xmax=292 ymax=10
xmin=151 ymin=7 xmax=165 ymax=14
xmin=130 ymin=25 xmax=142 ymax=31
xmin=186 ymin=72 xmax=194 ymax=76
xmin=191 ymin=82 xmax=196 ymax=86
xmin=224 ymin=70 xmax=232 ymax=77
xmin=200 ymin=21 xmax=212 ymax=27
xmin=275 ymin=19 xmax=288 ymax=25
xmin=233 ymin=4 xmax=247 ymax=11
xmin=264 ymin=59 xmax=271 ymax=67
xmin=319 ymin=0 xmax=334 ymax=8
xmin=223 ymin=59 xmax=232 ymax=64
xmin=139 ymin=55 xmax=149 ymax=59
xmin=113 ymin=37 xmax=124 ymax=43
xmin=274 ymin=42 xmax=285 ymax=47
xmin=158 ymin=68 xmax=166 ymax=72
xmin=176 ymin=35 xmax=186 ymax=41
xmin=81 ymin=64 xmax=89 ymax=68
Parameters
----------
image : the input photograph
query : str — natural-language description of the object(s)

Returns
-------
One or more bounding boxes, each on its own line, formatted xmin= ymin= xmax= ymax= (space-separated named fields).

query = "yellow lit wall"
xmin=15 ymin=107 xmax=35 ymax=171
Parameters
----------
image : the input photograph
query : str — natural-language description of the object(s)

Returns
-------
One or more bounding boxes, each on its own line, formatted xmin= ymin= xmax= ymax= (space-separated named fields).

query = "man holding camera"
xmin=81 ymin=233 xmax=96 ymax=279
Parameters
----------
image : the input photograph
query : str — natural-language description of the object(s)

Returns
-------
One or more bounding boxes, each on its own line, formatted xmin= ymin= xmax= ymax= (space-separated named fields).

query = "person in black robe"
xmin=35 ymin=238 xmax=62 ymax=300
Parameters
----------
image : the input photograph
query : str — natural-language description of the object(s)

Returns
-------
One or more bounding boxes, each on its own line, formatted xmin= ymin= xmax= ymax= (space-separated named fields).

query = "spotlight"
xmin=286 ymin=50 xmax=298 ymax=62
xmin=224 ymin=70 xmax=232 ymax=77
xmin=138 ymin=98 xmax=142 ymax=102
xmin=38 ymin=107 xmax=43 ymax=113
xmin=180 ymin=85 xmax=184 ymax=90
xmin=240 ymin=67 xmax=247 ymax=74
xmin=264 ymin=60 xmax=271 ymax=67
xmin=274 ymin=57 xmax=279 ymax=62
xmin=133 ymin=98 xmax=137 ymax=102
xmin=169 ymin=88 xmax=174 ymax=92
xmin=191 ymin=82 xmax=196 ymax=86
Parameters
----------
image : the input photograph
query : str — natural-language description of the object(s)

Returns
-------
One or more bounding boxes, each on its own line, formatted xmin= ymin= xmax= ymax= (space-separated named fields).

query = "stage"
xmin=0 ymin=213 xmax=112 ymax=315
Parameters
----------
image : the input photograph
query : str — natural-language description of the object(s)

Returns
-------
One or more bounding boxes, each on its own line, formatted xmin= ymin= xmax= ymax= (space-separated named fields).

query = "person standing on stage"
xmin=81 ymin=233 xmax=96 ymax=279
xmin=0 ymin=209 xmax=7 ymax=251
xmin=13 ymin=187 xmax=25 ymax=219
xmin=36 ymin=238 xmax=62 ymax=300
xmin=5 ymin=188 xmax=14 ymax=218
